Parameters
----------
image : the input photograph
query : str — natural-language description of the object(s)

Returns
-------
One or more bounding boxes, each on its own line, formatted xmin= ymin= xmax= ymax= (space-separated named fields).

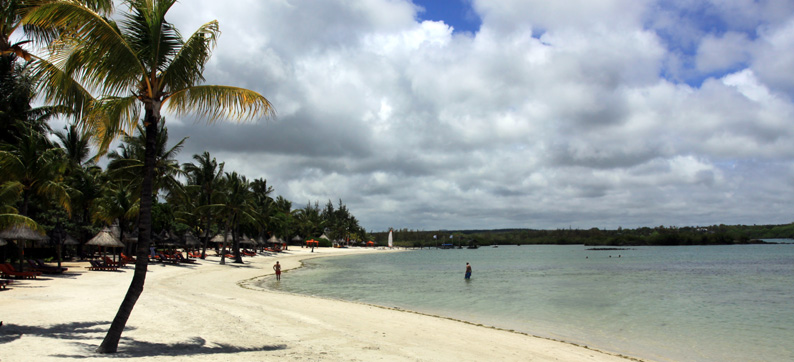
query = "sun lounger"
xmin=0 ymin=279 xmax=12 ymax=289
xmin=104 ymin=256 xmax=126 ymax=267
xmin=120 ymin=252 xmax=136 ymax=263
xmin=174 ymin=253 xmax=196 ymax=263
xmin=0 ymin=263 xmax=41 ymax=279
xmin=28 ymin=260 xmax=68 ymax=274
xmin=154 ymin=253 xmax=179 ymax=264
xmin=88 ymin=260 xmax=118 ymax=271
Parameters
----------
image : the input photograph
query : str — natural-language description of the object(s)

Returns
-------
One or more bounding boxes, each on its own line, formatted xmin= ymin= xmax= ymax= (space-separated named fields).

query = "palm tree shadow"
xmin=0 ymin=321 xmax=286 ymax=358
xmin=0 ymin=321 xmax=110 ymax=343
xmin=61 ymin=337 xmax=286 ymax=358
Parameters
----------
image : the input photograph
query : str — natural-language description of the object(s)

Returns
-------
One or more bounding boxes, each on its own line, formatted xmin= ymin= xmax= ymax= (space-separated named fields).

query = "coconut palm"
xmin=183 ymin=151 xmax=224 ymax=258
xmin=217 ymin=172 xmax=257 ymax=264
xmin=106 ymin=122 xmax=186 ymax=199
xmin=0 ymin=129 xmax=71 ymax=270
xmin=54 ymin=123 xmax=95 ymax=169
xmin=22 ymin=0 xmax=274 ymax=353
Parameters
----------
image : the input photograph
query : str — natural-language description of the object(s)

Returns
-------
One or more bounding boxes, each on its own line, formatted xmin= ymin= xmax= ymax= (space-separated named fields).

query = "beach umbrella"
xmin=0 ymin=224 xmax=48 ymax=241
xmin=86 ymin=227 xmax=124 ymax=260
xmin=184 ymin=232 xmax=200 ymax=247
xmin=239 ymin=236 xmax=255 ymax=246
xmin=0 ymin=224 xmax=48 ymax=271
xmin=267 ymin=235 xmax=279 ymax=244
xmin=87 ymin=227 xmax=124 ymax=247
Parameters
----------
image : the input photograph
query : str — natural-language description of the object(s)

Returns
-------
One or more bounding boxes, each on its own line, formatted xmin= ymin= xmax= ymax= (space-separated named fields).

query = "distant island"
xmin=372 ymin=223 xmax=794 ymax=247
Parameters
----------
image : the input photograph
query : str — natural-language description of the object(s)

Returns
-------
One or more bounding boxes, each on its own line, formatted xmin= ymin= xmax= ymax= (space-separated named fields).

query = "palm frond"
xmin=28 ymin=56 xmax=96 ymax=121
xmin=122 ymin=0 xmax=180 ymax=80
xmin=166 ymin=85 xmax=275 ymax=123
xmin=23 ymin=0 xmax=145 ymax=95
xmin=160 ymin=20 xmax=219 ymax=92
xmin=82 ymin=95 xmax=141 ymax=155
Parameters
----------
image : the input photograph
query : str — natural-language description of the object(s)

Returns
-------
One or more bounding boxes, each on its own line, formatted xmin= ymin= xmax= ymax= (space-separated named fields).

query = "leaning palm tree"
xmin=22 ymin=0 xmax=274 ymax=353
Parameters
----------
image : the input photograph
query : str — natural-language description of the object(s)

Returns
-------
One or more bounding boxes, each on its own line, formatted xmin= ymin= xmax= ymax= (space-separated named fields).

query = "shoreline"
xmin=0 ymin=247 xmax=647 ymax=361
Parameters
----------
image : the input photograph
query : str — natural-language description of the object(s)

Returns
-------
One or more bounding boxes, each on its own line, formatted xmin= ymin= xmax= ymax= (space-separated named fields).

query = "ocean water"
xmin=260 ymin=244 xmax=794 ymax=362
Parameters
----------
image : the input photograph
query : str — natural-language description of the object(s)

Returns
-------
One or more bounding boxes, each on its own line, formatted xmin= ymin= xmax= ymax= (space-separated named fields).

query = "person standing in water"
xmin=273 ymin=261 xmax=282 ymax=281
xmin=465 ymin=262 xmax=472 ymax=280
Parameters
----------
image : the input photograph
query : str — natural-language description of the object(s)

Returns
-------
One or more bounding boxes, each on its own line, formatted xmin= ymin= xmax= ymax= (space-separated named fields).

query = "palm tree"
xmin=54 ymin=123 xmax=95 ymax=169
xmin=22 ymin=0 xmax=274 ymax=353
xmin=106 ymin=122 xmax=185 ymax=200
xmin=182 ymin=151 xmax=224 ymax=258
xmin=294 ymin=201 xmax=325 ymax=240
xmin=218 ymin=172 xmax=257 ymax=264
xmin=0 ymin=129 xmax=71 ymax=270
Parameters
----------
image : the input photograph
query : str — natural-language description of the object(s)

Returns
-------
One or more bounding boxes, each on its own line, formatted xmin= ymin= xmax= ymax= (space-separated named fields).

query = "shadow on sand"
xmin=0 ymin=321 xmax=286 ymax=358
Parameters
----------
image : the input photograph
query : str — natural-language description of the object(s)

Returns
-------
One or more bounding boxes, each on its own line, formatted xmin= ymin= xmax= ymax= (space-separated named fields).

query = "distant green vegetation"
xmin=372 ymin=223 xmax=794 ymax=247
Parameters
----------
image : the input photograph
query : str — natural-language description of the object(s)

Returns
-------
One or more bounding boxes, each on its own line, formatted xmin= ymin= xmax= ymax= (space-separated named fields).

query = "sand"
xmin=0 ymin=248 xmax=644 ymax=361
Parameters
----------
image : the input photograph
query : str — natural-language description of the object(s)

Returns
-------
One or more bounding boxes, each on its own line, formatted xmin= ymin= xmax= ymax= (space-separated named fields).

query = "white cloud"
xmin=147 ymin=0 xmax=794 ymax=231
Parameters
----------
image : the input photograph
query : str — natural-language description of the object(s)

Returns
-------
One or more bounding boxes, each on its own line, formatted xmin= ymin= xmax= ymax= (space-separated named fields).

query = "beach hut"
xmin=86 ymin=227 xmax=124 ymax=260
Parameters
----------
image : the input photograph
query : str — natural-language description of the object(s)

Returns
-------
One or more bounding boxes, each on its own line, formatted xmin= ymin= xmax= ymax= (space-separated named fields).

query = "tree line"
xmin=372 ymin=223 xmax=794 ymax=247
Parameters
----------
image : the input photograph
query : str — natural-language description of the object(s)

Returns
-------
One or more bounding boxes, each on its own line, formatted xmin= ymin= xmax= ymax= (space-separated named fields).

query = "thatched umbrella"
xmin=0 ymin=224 xmax=48 ymax=241
xmin=184 ymin=232 xmax=200 ymax=247
xmin=0 ymin=224 xmax=48 ymax=271
xmin=239 ymin=235 xmax=255 ymax=246
xmin=86 ymin=227 xmax=124 ymax=260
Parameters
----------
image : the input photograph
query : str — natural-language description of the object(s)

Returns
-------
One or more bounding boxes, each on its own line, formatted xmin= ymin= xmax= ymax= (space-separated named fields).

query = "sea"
xmin=259 ymin=243 xmax=794 ymax=362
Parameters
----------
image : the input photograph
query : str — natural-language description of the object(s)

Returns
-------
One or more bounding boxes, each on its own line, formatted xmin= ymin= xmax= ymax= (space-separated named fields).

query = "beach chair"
xmin=174 ymin=253 xmax=196 ymax=264
xmin=0 ymin=279 xmax=12 ymax=289
xmin=155 ymin=252 xmax=179 ymax=264
xmin=88 ymin=260 xmax=118 ymax=271
xmin=0 ymin=263 xmax=41 ymax=279
xmin=104 ymin=256 xmax=126 ymax=267
xmin=29 ymin=259 xmax=68 ymax=274
xmin=120 ymin=252 xmax=136 ymax=263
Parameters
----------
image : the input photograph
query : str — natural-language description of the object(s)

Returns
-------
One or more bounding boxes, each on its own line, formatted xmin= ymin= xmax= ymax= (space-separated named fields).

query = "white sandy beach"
xmin=0 ymin=248 xmax=644 ymax=361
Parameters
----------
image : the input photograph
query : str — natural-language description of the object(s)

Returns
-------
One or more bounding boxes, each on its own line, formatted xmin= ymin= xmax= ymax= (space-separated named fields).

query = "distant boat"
xmin=440 ymin=243 xmax=454 ymax=249
xmin=387 ymin=230 xmax=393 ymax=248
xmin=492 ymin=245 xmax=498 ymax=248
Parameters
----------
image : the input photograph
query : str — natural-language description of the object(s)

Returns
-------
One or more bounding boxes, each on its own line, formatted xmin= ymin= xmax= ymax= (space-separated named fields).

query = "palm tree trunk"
xmin=96 ymin=110 xmax=159 ymax=353
xmin=201 ymin=216 xmax=211 ymax=259
xmin=233 ymin=227 xmax=243 ymax=263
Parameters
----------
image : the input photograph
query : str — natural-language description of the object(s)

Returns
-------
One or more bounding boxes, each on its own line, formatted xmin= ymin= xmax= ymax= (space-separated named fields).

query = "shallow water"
xmin=261 ymin=244 xmax=794 ymax=362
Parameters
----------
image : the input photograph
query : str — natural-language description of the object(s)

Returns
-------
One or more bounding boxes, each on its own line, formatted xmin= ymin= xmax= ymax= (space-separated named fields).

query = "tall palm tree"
xmin=183 ymin=151 xmax=224 ymax=258
xmin=54 ymin=123 xmax=95 ymax=169
xmin=22 ymin=0 xmax=274 ymax=353
xmin=107 ymin=122 xmax=185 ymax=199
xmin=218 ymin=171 xmax=257 ymax=264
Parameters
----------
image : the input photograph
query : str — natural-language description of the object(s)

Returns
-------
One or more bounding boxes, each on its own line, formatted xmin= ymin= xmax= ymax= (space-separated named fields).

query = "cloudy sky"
xmin=146 ymin=0 xmax=794 ymax=232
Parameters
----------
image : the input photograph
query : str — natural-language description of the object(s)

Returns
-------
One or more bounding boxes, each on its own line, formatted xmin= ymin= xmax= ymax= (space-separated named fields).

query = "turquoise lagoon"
xmin=261 ymin=244 xmax=794 ymax=362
